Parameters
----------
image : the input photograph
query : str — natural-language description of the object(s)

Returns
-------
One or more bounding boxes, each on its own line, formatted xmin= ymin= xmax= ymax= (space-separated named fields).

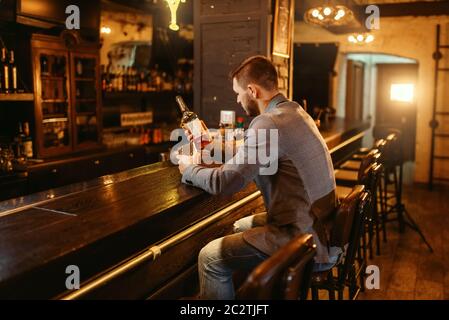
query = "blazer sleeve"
xmin=182 ymin=115 xmax=281 ymax=195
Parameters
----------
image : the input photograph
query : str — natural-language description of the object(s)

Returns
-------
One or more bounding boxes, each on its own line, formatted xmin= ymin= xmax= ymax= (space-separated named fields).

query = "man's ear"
xmin=247 ymin=84 xmax=258 ymax=98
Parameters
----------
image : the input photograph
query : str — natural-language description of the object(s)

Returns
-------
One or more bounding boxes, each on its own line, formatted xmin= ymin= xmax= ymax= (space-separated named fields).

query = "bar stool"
xmin=378 ymin=131 xmax=434 ymax=252
xmin=335 ymin=149 xmax=384 ymax=258
xmin=335 ymin=149 xmax=380 ymax=186
xmin=236 ymin=234 xmax=316 ymax=300
xmin=340 ymin=139 xmax=387 ymax=171
xmin=374 ymin=134 xmax=398 ymax=241
xmin=310 ymin=185 xmax=370 ymax=300
xmin=337 ymin=161 xmax=383 ymax=258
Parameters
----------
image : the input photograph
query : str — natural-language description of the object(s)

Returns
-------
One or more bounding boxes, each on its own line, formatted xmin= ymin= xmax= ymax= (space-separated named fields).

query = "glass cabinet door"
xmin=71 ymin=54 xmax=100 ymax=148
xmin=35 ymin=50 xmax=73 ymax=156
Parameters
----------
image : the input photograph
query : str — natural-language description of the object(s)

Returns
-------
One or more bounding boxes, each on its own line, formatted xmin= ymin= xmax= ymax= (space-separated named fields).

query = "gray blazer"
xmin=182 ymin=94 xmax=337 ymax=263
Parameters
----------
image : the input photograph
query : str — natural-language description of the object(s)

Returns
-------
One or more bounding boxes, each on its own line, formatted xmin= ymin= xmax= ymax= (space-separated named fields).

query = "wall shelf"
xmin=0 ymin=93 xmax=35 ymax=102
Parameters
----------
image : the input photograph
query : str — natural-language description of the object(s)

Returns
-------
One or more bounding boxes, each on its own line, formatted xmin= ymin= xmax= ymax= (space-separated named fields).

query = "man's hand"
xmin=183 ymin=120 xmax=206 ymax=142
xmin=177 ymin=153 xmax=201 ymax=175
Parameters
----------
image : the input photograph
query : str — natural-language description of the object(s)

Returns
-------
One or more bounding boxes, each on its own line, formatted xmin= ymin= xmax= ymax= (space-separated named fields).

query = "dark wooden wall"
xmin=194 ymin=0 xmax=272 ymax=128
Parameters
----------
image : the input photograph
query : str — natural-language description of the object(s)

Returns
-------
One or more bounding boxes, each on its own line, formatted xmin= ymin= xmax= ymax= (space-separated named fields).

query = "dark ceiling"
xmin=102 ymin=0 xmax=449 ymax=34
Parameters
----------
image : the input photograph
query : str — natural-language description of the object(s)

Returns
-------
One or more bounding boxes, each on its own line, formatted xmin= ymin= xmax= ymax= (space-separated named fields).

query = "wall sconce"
xmin=164 ymin=0 xmax=186 ymax=31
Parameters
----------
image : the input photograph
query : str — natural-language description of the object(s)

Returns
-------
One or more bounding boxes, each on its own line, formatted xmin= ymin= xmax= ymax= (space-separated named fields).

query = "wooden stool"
xmin=310 ymin=185 xmax=370 ymax=300
xmin=236 ymin=234 xmax=316 ymax=300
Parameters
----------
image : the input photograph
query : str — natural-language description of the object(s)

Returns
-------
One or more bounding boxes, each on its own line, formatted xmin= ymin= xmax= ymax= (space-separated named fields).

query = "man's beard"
xmin=244 ymin=96 xmax=260 ymax=117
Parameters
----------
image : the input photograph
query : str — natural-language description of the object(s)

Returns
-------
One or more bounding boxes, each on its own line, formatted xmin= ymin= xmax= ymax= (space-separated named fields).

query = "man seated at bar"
xmin=177 ymin=56 xmax=338 ymax=300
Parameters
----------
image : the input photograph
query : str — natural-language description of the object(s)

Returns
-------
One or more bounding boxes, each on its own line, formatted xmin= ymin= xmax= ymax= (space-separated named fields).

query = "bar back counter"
xmin=0 ymin=118 xmax=369 ymax=299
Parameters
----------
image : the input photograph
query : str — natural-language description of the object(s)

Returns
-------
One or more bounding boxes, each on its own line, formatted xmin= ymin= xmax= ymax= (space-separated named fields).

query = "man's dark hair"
xmin=230 ymin=55 xmax=278 ymax=91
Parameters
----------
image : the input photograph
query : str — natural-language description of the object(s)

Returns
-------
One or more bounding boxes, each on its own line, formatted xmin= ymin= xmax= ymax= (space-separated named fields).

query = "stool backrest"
xmin=372 ymin=125 xmax=403 ymax=166
xmin=382 ymin=133 xmax=402 ymax=167
xmin=374 ymin=138 xmax=387 ymax=151
xmin=358 ymin=150 xmax=380 ymax=181
xmin=236 ymin=234 xmax=316 ymax=300
xmin=329 ymin=185 xmax=370 ymax=283
xmin=359 ymin=162 xmax=382 ymax=190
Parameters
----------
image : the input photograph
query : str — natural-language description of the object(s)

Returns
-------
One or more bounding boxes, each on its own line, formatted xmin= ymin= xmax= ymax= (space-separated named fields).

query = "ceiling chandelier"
xmin=348 ymin=33 xmax=375 ymax=44
xmin=164 ymin=0 xmax=186 ymax=31
xmin=304 ymin=2 xmax=354 ymax=27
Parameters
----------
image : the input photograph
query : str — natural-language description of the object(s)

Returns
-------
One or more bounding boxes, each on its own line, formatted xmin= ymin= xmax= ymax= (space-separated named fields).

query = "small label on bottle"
xmin=185 ymin=118 xmax=212 ymax=152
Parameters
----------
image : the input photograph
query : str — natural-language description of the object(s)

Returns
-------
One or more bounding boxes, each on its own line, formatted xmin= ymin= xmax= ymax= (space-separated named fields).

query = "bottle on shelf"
xmin=101 ymin=65 xmax=107 ymax=92
xmin=40 ymin=55 xmax=49 ymax=75
xmin=176 ymin=95 xmax=211 ymax=152
xmin=152 ymin=127 xmax=162 ymax=144
xmin=22 ymin=122 xmax=34 ymax=159
xmin=124 ymin=66 xmax=129 ymax=92
xmin=117 ymin=66 xmax=124 ymax=92
xmin=139 ymin=126 xmax=146 ymax=145
xmin=9 ymin=50 xmax=17 ymax=93
xmin=132 ymin=67 xmax=137 ymax=92
xmin=0 ymin=53 xmax=2 ymax=93
xmin=76 ymin=59 xmax=83 ymax=77
xmin=1 ymin=47 xmax=10 ymax=93
xmin=14 ymin=122 xmax=26 ymax=159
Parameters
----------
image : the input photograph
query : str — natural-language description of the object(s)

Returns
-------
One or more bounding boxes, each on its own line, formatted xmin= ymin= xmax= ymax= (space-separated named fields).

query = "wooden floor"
xmin=358 ymin=183 xmax=449 ymax=300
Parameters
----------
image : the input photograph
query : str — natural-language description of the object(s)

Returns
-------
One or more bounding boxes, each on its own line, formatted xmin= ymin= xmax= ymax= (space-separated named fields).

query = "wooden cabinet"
xmin=27 ymin=146 xmax=148 ymax=194
xmin=31 ymin=32 xmax=102 ymax=158
xmin=28 ymin=162 xmax=76 ymax=192
xmin=0 ymin=176 xmax=28 ymax=202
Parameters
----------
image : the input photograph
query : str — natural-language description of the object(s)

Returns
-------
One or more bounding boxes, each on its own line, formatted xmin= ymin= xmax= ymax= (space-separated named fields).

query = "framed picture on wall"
xmin=272 ymin=0 xmax=294 ymax=58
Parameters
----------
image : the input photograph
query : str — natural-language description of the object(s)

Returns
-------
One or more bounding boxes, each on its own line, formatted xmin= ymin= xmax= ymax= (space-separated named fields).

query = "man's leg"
xmin=198 ymin=232 xmax=268 ymax=300
xmin=233 ymin=212 xmax=267 ymax=233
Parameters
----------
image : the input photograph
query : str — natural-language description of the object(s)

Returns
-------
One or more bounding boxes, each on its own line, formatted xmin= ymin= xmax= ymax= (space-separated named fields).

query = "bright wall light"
xmin=101 ymin=26 xmax=112 ymax=34
xmin=390 ymin=83 xmax=415 ymax=103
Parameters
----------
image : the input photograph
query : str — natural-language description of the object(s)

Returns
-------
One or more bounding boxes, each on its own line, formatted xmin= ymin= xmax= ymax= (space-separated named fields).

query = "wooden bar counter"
xmin=0 ymin=118 xmax=370 ymax=299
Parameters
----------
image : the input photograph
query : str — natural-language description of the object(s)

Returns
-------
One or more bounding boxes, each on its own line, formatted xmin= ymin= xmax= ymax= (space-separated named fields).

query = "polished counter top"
xmin=0 ymin=117 xmax=369 ymax=215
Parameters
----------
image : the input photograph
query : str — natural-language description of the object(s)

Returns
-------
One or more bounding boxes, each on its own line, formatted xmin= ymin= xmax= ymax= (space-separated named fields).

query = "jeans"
xmin=234 ymin=213 xmax=340 ymax=272
xmin=198 ymin=213 xmax=268 ymax=300
xmin=198 ymin=232 xmax=268 ymax=300
xmin=312 ymin=248 xmax=341 ymax=272
xmin=198 ymin=213 xmax=340 ymax=299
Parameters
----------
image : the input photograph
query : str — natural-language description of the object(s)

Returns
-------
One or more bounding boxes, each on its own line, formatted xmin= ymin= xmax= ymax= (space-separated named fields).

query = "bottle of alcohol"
xmin=22 ymin=122 xmax=34 ymax=159
xmin=176 ymin=95 xmax=211 ymax=152
xmin=1 ymin=47 xmax=10 ymax=93
xmin=117 ymin=66 xmax=124 ymax=92
xmin=76 ymin=59 xmax=83 ymax=77
xmin=101 ymin=65 xmax=107 ymax=92
xmin=40 ymin=55 xmax=49 ymax=75
xmin=124 ymin=66 xmax=130 ymax=92
xmin=0 ymin=54 xmax=2 ymax=93
xmin=14 ymin=122 xmax=26 ymax=158
xmin=9 ymin=50 xmax=17 ymax=93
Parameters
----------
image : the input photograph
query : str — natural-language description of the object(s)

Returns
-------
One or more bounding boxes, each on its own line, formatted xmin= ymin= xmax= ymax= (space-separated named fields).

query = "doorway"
xmin=346 ymin=60 xmax=365 ymax=122
xmin=376 ymin=63 xmax=418 ymax=162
